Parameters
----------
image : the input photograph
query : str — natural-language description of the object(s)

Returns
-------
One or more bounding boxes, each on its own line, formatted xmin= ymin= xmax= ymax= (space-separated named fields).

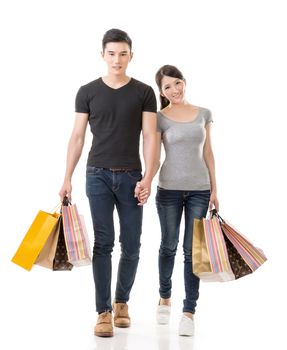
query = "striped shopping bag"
xmin=193 ymin=210 xmax=267 ymax=282
xmin=220 ymin=218 xmax=267 ymax=272
xmin=211 ymin=210 xmax=267 ymax=279
xmin=192 ymin=216 xmax=235 ymax=282
xmin=62 ymin=201 xmax=92 ymax=267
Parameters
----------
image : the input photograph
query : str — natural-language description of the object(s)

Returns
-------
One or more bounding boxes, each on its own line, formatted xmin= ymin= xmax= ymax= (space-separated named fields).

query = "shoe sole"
xmin=114 ymin=323 xmax=130 ymax=328
xmin=94 ymin=331 xmax=114 ymax=337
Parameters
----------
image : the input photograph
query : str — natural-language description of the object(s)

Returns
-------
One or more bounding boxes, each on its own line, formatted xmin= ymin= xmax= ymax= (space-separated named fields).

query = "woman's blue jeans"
xmin=86 ymin=167 xmax=143 ymax=313
xmin=156 ymin=187 xmax=210 ymax=314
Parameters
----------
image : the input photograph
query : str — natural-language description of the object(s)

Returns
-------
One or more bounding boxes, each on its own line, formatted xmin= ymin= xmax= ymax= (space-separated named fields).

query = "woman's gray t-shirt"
xmin=157 ymin=107 xmax=213 ymax=191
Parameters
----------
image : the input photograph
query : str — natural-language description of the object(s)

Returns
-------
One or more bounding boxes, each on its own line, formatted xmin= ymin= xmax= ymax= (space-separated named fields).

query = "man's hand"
xmin=59 ymin=180 xmax=72 ymax=201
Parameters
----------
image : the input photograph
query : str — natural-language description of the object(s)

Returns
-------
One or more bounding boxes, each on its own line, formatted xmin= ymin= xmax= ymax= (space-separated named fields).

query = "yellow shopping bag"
xmin=12 ymin=210 xmax=59 ymax=271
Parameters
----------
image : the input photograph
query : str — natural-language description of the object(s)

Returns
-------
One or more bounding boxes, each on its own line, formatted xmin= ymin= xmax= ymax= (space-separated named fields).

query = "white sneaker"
xmin=156 ymin=305 xmax=171 ymax=324
xmin=178 ymin=314 xmax=194 ymax=336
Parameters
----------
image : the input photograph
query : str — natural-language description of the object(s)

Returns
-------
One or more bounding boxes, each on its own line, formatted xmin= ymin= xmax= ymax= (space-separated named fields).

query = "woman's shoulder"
xmin=197 ymin=106 xmax=211 ymax=114
xmin=198 ymin=106 xmax=213 ymax=123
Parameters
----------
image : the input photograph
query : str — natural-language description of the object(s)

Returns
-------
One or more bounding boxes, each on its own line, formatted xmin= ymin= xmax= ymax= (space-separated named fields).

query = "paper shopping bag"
xmin=223 ymin=236 xmax=253 ymax=279
xmin=52 ymin=217 xmax=74 ymax=271
xmin=35 ymin=217 xmax=61 ymax=269
xmin=219 ymin=216 xmax=267 ymax=272
xmin=207 ymin=209 xmax=267 ymax=279
xmin=192 ymin=216 xmax=235 ymax=282
xmin=35 ymin=216 xmax=73 ymax=271
xmin=192 ymin=219 xmax=212 ymax=276
xmin=12 ymin=210 xmax=59 ymax=271
xmin=62 ymin=202 xmax=92 ymax=267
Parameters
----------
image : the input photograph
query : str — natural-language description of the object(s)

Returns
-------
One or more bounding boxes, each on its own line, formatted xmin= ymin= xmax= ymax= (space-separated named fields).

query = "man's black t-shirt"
xmin=75 ymin=77 xmax=157 ymax=170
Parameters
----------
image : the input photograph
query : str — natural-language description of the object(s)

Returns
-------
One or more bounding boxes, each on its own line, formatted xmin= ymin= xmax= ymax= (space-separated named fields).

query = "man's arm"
xmin=134 ymin=111 xmax=157 ymax=205
xmin=59 ymin=113 xmax=89 ymax=200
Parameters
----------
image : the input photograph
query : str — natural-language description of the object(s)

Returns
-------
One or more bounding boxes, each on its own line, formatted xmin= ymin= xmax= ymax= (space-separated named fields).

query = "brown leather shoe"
xmin=94 ymin=311 xmax=113 ymax=337
xmin=113 ymin=302 xmax=130 ymax=328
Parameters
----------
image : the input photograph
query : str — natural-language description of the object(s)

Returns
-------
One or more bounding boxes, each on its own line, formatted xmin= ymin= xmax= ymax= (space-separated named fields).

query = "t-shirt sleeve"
xmin=142 ymin=86 xmax=157 ymax=113
xmin=204 ymin=109 xmax=213 ymax=124
xmin=75 ymin=86 xmax=90 ymax=113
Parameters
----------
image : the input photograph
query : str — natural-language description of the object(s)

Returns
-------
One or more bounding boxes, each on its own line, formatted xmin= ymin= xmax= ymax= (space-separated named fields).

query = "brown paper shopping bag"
xmin=35 ymin=216 xmax=73 ymax=271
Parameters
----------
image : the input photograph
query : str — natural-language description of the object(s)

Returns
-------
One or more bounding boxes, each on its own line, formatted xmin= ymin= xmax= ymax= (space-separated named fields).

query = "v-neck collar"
xmin=100 ymin=77 xmax=133 ymax=91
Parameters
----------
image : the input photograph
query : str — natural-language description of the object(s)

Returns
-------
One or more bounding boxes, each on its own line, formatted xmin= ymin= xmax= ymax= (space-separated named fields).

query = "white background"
xmin=1 ymin=0 xmax=286 ymax=349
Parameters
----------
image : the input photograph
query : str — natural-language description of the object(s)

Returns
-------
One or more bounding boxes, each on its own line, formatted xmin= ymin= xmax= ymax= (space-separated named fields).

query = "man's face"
xmin=102 ymin=42 xmax=133 ymax=76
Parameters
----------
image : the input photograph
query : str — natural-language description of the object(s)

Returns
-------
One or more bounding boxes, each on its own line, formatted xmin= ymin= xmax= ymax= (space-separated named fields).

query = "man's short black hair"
xmin=102 ymin=28 xmax=132 ymax=51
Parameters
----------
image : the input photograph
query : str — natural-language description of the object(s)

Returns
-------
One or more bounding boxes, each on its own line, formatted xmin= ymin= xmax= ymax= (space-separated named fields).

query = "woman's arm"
xmin=203 ymin=122 xmax=219 ymax=211
xmin=136 ymin=131 xmax=162 ymax=202
xmin=59 ymin=113 xmax=89 ymax=200
xmin=153 ymin=131 xmax=162 ymax=177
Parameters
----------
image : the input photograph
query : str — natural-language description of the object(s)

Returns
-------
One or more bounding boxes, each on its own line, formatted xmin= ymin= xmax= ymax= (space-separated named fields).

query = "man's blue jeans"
xmin=86 ymin=167 xmax=143 ymax=313
xmin=156 ymin=187 xmax=210 ymax=314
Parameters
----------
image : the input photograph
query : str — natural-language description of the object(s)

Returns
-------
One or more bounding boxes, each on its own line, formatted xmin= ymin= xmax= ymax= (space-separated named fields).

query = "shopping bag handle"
xmin=50 ymin=202 xmax=62 ymax=214
xmin=50 ymin=197 xmax=71 ymax=214
xmin=62 ymin=196 xmax=71 ymax=207
xmin=209 ymin=209 xmax=225 ymax=223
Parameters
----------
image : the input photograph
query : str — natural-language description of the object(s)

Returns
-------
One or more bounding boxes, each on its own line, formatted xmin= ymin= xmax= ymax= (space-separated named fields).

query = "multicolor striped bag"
xmin=192 ymin=210 xmax=267 ymax=282
xmin=62 ymin=200 xmax=92 ymax=267
xmin=192 ymin=215 xmax=235 ymax=282
xmin=218 ymin=212 xmax=267 ymax=273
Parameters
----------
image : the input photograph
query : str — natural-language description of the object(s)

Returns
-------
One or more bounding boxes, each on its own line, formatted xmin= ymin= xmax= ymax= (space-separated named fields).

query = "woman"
xmin=153 ymin=65 xmax=219 ymax=336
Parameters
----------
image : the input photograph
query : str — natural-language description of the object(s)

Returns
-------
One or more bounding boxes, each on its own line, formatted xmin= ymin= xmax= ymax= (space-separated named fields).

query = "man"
xmin=59 ymin=28 xmax=157 ymax=337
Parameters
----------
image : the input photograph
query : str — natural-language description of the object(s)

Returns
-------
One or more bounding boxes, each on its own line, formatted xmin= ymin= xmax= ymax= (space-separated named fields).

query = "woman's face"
xmin=161 ymin=75 xmax=186 ymax=105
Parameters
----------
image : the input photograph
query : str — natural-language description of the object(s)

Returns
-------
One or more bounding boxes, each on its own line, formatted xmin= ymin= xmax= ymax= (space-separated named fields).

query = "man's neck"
xmin=102 ymin=75 xmax=131 ymax=89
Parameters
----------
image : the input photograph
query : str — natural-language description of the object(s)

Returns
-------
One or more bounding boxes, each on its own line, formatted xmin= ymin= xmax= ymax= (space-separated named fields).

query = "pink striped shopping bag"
xmin=211 ymin=209 xmax=267 ymax=279
xmin=220 ymin=218 xmax=267 ymax=272
xmin=192 ymin=216 xmax=235 ymax=282
xmin=62 ymin=202 xmax=92 ymax=267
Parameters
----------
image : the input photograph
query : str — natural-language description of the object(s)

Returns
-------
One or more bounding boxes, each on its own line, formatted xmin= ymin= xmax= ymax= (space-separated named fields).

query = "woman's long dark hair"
xmin=155 ymin=65 xmax=185 ymax=109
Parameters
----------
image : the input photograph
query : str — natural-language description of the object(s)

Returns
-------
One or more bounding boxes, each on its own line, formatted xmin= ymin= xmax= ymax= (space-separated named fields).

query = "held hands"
xmin=134 ymin=179 xmax=151 ymax=206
